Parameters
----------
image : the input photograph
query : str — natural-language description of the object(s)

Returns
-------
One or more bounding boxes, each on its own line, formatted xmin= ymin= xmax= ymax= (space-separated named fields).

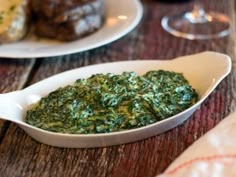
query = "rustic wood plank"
xmin=0 ymin=59 xmax=35 ymax=93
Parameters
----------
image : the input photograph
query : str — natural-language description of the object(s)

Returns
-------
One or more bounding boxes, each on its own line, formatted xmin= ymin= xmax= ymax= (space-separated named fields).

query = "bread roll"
xmin=0 ymin=0 xmax=30 ymax=43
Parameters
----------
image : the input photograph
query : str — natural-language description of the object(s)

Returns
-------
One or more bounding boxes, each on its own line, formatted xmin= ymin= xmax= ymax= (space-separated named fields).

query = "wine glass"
xmin=161 ymin=0 xmax=230 ymax=40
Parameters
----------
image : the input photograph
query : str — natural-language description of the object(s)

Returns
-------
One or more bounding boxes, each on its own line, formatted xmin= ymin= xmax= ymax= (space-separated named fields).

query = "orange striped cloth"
xmin=157 ymin=111 xmax=236 ymax=177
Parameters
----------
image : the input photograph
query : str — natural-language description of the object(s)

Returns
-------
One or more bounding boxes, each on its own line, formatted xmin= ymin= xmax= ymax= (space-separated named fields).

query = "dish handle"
xmin=0 ymin=91 xmax=24 ymax=123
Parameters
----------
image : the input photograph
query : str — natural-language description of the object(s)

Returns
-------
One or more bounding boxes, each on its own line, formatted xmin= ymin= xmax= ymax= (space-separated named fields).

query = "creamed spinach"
xmin=26 ymin=70 xmax=198 ymax=134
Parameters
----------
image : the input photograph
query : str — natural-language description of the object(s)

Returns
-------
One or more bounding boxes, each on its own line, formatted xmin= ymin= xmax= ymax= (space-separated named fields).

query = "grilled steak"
xmin=30 ymin=0 xmax=104 ymax=41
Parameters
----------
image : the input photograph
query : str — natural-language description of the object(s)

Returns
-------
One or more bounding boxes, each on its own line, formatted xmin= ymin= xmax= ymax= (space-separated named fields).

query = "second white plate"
xmin=0 ymin=0 xmax=143 ymax=58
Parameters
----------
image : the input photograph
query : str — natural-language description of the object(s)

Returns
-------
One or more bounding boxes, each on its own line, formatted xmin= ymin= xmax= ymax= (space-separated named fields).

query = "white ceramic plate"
xmin=0 ymin=0 xmax=143 ymax=59
xmin=0 ymin=52 xmax=232 ymax=148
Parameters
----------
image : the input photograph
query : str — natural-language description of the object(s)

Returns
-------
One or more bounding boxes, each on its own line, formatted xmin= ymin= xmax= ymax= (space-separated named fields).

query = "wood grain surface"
xmin=0 ymin=0 xmax=236 ymax=177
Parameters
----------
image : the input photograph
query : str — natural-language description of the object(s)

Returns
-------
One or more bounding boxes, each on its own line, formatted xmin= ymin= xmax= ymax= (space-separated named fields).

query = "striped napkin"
xmin=157 ymin=111 xmax=236 ymax=177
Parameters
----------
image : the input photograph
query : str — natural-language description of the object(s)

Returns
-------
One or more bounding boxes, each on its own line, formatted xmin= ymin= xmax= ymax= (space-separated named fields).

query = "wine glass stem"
xmin=185 ymin=1 xmax=209 ymax=24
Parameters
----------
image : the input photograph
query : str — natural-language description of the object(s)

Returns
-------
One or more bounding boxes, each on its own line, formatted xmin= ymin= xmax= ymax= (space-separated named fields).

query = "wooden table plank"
xmin=0 ymin=0 xmax=235 ymax=177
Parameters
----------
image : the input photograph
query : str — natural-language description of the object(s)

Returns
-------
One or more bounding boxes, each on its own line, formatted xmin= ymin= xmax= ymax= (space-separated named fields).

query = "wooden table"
xmin=0 ymin=0 xmax=235 ymax=176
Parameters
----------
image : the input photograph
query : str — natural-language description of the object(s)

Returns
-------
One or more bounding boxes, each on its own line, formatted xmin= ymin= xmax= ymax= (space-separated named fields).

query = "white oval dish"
xmin=0 ymin=52 xmax=231 ymax=148
xmin=0 ymin=0 xmax=143 ymax=58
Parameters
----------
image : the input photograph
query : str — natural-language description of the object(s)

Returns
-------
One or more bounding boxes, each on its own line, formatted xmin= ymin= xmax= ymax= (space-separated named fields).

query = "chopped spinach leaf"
xmin=26 ymin=70 xmax=198 ymax=134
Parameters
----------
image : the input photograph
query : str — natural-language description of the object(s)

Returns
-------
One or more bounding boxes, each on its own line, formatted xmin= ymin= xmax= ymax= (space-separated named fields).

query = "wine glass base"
xmin=161 ymin=11 xmax=230 ymax=40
